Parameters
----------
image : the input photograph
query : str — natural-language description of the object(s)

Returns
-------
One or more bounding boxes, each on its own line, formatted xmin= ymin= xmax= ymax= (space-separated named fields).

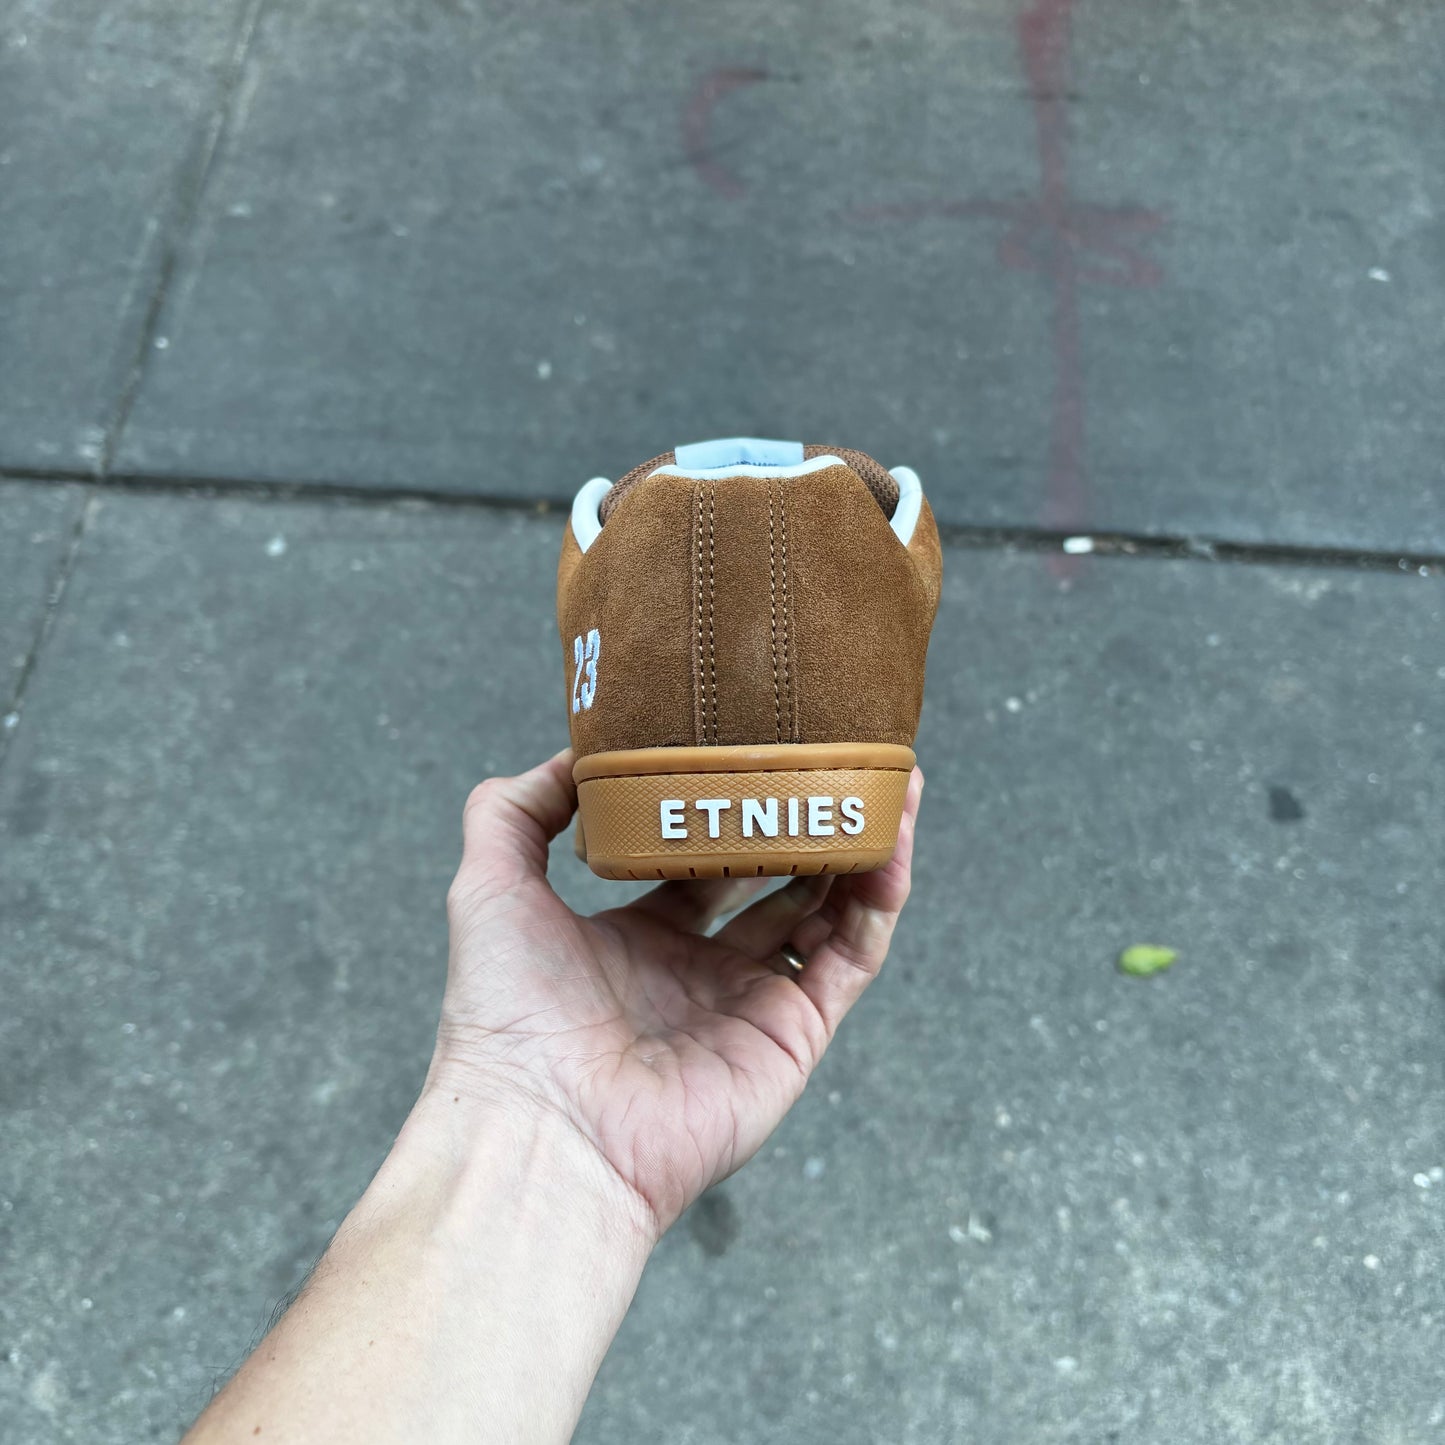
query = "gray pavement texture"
xmin=1 ymin=492 xmax=1442 ymax=1443
xmin=2 ymin=0 xmax=1443 ymax=547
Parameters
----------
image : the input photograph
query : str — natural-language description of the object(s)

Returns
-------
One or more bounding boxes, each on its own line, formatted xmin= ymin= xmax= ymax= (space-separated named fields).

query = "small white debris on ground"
xmin=1005 ymin=696 xmax=1022 ymax=713
xmin=949 ymin=1214 xmax=993 ymax=1244
xmin=265 ymin=536 xmax=286 ymax=557
xmin=28 ymin=1362 xmax=67 ymax=1415
xmin=1062 ymin=535 xmax=1094 ymax=555
xmin=536 ymin=359 xmax=552 ymax=380
xmin=1054 ymin=1356 xmax=1079 ymax=1374
xmin=1414 ymin=1173 xmax=1432 ymax=1189
xmin=154 ymin=336 xmax=169 ymax=350
xmin=1368 ymin=267 xmax=1391 ymax=282
xmin=1363 ymin=1254 xmax=1381 ymax=1270
xmin=803 ymin=1156 xmax=826 ymax=1180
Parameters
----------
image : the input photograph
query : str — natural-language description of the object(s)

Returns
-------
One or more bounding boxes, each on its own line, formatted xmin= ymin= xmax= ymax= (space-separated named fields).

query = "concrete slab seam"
xmin=0 ymin=489 xmax=98 ymax=775
xmin=1 ymin=470 xmax=1440 ymax=581
xmin=98 ymin=0 xmax=271 ymax=477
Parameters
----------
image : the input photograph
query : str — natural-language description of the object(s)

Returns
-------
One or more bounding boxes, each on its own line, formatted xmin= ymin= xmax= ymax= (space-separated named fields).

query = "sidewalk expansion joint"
xmin=98 ymin=0 xmax=270 ymax=477
xmin=3 ymin=467 xmax=1442 ymax=581
xmin=1 ymin=489 xmax=98 ymax=774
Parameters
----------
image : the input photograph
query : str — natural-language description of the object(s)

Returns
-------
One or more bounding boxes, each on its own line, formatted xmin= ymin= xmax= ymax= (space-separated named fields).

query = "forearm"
xmin=186 ymin=1084 xmax=655 ymax=1444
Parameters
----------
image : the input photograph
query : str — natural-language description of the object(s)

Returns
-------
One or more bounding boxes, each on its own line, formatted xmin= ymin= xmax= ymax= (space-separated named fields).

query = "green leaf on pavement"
xmin=1118 ymin=944 xmax=1177 ymax=977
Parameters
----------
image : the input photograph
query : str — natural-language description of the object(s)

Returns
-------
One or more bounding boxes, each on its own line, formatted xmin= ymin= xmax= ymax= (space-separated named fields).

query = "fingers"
xmin=712 ymin=872 xmax=835 ymax=958
xmin=789 ymin=766 xmax=923 ymax=1032
xmin=454 ymin=749 xmax=578 ymax=894
xmin=629 ymin=875 xmax=771 ymax=934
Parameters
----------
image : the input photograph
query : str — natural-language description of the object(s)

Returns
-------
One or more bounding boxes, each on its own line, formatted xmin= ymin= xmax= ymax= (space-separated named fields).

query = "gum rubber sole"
xmin=573 ymin=743 xmax=915 ymax=881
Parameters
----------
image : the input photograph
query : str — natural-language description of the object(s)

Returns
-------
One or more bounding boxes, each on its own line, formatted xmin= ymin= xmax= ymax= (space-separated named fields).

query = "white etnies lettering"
xmin=694 ymin=798 xmax=732 ymax=838
xmin=660 ymin=799 xmax=687 ymax=839
xmin=657 ymin=794 xmax=867 ymax=841
xmin=807 ymin=796 xmax=834 ymax=835
xmin=741 ymin=797 xmax=779 ymax=838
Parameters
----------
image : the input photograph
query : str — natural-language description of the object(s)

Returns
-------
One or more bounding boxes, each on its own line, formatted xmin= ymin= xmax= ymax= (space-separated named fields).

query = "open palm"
xmin=432 ymin=750 xmax=924 ymax=1233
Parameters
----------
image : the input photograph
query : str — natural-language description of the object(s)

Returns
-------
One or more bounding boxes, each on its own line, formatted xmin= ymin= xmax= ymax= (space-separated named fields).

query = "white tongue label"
xmin=674 ymin=437 xmax=804 ymax=470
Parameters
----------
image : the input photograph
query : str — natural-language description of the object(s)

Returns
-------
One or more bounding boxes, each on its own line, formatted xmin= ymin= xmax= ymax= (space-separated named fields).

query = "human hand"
xmin=430 ymin=749 xmax=924 ymax=1240
xmin=186 ymin=750 xmax=922 ymax=1444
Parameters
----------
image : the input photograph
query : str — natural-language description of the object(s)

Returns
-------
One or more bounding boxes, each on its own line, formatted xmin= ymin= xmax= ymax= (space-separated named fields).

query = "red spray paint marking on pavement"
xmin=1016 ymin=0 xmax=1163 ymax=563
xmin=684 ymin=68 xmax=768 ymax=200
xmin=856 ymin=0 xmax=1164 ymax=573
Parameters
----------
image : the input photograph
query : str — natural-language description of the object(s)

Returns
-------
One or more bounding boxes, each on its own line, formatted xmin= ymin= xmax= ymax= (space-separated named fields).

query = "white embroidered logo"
xmin=571 ymin=629 xmax=601 ymax=713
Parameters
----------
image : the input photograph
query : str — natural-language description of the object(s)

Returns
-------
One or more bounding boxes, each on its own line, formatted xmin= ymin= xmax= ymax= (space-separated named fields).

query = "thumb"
xmin=452 ymin=749 xmax=577 ymax=898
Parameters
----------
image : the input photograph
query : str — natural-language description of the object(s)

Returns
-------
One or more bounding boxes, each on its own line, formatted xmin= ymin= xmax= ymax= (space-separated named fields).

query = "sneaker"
xmin=558 ymin=438 xmax=941 ymax=879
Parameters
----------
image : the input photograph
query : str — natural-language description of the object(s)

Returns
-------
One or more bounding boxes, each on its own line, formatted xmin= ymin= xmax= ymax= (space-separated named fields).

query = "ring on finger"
xmin=776 ymin=943 xmax=808 ymax=978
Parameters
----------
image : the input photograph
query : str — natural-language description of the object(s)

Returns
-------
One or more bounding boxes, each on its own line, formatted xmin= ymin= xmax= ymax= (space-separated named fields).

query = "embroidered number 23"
xmin=571 ymin=629 xmax=601 ymax=713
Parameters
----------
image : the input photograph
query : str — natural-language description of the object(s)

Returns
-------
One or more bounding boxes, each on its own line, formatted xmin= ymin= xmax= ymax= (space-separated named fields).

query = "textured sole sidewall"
xmin=576 ymin=763 xmax=910 ymax=880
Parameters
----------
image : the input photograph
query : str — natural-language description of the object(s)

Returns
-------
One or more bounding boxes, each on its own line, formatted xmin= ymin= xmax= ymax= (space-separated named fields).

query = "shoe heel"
xmin=573 ymin=743 xmax=915 ymax=880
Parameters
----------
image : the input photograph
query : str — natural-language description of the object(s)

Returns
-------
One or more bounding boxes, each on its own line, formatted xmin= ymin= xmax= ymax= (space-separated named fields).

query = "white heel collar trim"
xmin=888 ymin=466 xmax=923 ymax=545
xmin=570 ymin=462 xmax=925 ymax=553
xmin=570 ymin=476 xmax=612 ymax=553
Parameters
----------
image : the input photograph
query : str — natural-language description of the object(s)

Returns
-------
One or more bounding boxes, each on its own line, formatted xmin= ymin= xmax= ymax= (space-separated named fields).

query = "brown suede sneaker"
xmin=558 ymin=438 xmax=941 ymax=879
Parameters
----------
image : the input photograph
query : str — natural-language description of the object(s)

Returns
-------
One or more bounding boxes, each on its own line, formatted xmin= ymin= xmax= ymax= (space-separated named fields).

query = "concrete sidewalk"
xmin=1 ymin=491 xmax=1441 ymax=1442
xmin=4 ymin=0 xmax=1444 ymax=547
xmin=2 ymin=0 xmax=1444 ymax=1440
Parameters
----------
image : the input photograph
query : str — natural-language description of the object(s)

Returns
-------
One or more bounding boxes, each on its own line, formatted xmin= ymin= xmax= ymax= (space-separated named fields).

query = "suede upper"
xmin=558 ymin=447 xmax=942 ymax=759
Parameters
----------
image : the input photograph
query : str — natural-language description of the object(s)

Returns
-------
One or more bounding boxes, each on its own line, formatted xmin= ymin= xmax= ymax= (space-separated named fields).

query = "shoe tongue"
xmin=598 ymin=441 xmax=899 ymax=523
xmin=676 ymin=437 xmax=804 ymax=469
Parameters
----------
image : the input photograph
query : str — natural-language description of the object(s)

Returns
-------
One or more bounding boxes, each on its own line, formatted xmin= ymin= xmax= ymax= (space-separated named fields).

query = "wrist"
xmin=290 ymin=1076 xmax=657 ymax=1443
xmin=197 ymin=1075 xmax=655 ymax=1445
xmin=385 ymin=1073 xmax=660 ymax=1259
